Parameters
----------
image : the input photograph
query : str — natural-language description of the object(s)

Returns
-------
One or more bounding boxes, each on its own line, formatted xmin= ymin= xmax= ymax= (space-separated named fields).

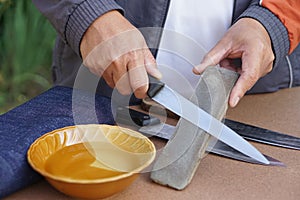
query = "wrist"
xmin=236 ymin=5 xmax=289 ymax=69
xmin=80 ymin=10 xmax=133 ymax=59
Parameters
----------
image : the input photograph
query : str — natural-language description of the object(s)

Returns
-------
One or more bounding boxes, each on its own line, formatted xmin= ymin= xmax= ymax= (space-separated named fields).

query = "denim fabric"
xmin=0 ymin=86 xmax=115 ymax=198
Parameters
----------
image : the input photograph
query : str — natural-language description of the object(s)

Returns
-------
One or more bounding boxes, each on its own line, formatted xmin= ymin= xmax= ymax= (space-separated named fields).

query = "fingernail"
xmin=156 ymin=70 xmax=163 ymax=79
xmin=145 ymin=57 xmax=162 ymax=79
xmin=193 ymin=65 xmax=202 ymax=74
xmin=193 ymin=67 xmax=199 ymax=74
xmin=150 ymin=68 xmax=162 ymax=79
xmin=232 ymin=96 xmax=240 ymax=107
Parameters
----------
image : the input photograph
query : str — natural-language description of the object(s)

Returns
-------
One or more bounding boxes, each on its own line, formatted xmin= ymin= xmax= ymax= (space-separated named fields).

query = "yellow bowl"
xmin=27 ymin=124 xmax=156 ymax=199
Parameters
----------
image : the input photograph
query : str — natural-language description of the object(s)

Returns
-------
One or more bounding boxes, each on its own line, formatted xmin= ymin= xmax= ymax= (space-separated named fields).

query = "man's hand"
xmin=193 ymin=18 xmax=274 ymax=107
xmin=80 ymin=10 xmax=162 ymax=99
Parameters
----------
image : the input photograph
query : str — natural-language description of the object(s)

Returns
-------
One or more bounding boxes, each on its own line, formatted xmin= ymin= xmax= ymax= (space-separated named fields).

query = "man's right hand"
xmin=80 ymin=10 xmax=162 ymax=99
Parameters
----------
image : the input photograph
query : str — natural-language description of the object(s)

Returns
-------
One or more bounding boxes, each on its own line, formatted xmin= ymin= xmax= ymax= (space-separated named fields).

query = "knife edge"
xmin=138 ymin=123 xmax=285 ymax=167
xmin=149 ymin=83 xmax=270 ymax=165
xmin=224 ymin=119 xmax=300 ymax=150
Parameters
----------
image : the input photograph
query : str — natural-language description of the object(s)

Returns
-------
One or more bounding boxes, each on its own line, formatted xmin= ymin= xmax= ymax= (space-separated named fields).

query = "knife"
xmin=115 ymin=107 xmax=161 ymax=127
xmin=140 ymin=97 xmax=300 ymax=150
xmin=116 ymin=106 xmax=300 ymax=150
xmin=147 ymin=75 xmax=269 ymax=164
xmin=224 ymin=119 xmax=300 ymax=150
xmin=115 ymin=107 xmax=284 ymax=166
xmin=138 ymin=123 xmax=284 ymax=166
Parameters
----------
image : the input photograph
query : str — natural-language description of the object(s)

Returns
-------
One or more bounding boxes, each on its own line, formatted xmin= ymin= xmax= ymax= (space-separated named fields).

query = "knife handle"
xmin=116 ymin=107 xmax=160 ymax=127
xmin=147 ymin=75 xmax=165 ymax=98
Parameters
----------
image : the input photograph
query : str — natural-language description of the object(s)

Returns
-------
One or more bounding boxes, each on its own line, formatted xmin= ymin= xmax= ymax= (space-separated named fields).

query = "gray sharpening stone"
xmin=150 ymin=66 xmax=239 ymax=190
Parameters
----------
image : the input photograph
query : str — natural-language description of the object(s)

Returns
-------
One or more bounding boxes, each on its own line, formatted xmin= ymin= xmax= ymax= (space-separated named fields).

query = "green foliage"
xmin=0 ymin=0 xmax=56 ymax=114
xmin=0 ymin=0 xmax=12 ymax=18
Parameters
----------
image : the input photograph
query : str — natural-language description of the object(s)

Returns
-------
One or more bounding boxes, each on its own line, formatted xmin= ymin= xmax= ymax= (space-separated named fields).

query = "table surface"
xmin=4 ymin=87 xmax=300 ymax=200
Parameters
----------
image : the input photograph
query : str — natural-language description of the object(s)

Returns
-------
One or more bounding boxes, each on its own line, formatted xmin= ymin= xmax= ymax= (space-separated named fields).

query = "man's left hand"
xmin=193 ymin=18 xmax=274 ymax=107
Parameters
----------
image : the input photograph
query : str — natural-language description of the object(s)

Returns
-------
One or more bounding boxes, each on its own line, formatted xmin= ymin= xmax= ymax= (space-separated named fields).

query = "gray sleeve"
xmin=32 ymin=0 xmax=124 ymax=56
xmin=235 ymin=2 xmax=290 ymax=69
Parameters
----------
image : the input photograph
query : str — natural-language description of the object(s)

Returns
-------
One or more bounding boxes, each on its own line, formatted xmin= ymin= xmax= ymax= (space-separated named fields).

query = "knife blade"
xmin=115 ymin=107 xmax=284 ymax=166
xmin=138 ymin=123 xmax=284 ymax=166
xmin=224 ymin=119 xmax=300 ymax=150
xmin=140 ymin=97 xmax=300 ymax=150
xmin=147 ymin=75 xmax=269 ymax=165
xmin=209 ymin=140 xmax=285 ymax=166
xmin=116 ymin=106 xmax=300 ymax=150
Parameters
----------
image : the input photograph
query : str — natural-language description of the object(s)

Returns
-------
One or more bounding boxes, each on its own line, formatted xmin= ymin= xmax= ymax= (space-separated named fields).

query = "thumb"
xmin=193 ymin=41 xmax=229 ymax=75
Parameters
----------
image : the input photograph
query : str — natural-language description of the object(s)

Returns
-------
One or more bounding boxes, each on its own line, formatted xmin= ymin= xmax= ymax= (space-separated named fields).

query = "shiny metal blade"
xmin=224 ymin=119 xmax=300 ymax=150
xmin=152 ymin=85 xmax=269 ymax=165
xmin=139 ymin=123 xmax=284 ymax=166
xmin=208 ymin=140 xmax=285 ymax=166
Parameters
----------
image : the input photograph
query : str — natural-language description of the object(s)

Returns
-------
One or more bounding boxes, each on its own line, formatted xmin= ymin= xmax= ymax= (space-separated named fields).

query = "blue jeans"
xmin=0 ymin=86 xmax=115 ymax=198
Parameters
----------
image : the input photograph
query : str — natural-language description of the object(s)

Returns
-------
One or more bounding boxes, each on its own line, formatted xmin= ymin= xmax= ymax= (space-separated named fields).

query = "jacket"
xmin=32 ymin=0 xmax=300 ymax=97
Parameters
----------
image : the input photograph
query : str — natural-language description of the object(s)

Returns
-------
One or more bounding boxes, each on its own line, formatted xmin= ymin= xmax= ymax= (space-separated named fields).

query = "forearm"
xmin=32 ymin=0 xmax=124 ymax=56
xmin=260 ymin=0 xmax=300 ymax=53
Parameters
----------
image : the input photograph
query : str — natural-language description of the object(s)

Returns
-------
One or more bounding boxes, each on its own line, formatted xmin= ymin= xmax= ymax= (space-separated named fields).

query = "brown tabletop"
xmin=5 ymin=87 xmax=300 ymax=200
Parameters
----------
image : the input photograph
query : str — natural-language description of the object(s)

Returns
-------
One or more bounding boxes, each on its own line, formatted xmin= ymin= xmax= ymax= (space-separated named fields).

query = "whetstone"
xmin=150 ymin=66 xmax=239 ymax=190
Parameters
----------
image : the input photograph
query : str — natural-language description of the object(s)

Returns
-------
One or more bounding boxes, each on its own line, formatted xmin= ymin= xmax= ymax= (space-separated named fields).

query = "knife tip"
xmin=263 ymin=155 xmax=286 ymax=167
xmin=261 ymin=157 xmax=270 ymax=165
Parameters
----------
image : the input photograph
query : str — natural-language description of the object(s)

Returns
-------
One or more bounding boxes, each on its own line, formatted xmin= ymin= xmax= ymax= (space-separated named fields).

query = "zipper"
xmin=285 ymin=55 xmax=293 ymax=88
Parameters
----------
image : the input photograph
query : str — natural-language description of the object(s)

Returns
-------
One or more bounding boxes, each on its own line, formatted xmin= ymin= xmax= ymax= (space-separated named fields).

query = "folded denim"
xmin=0 ymin=86 xmax=115 ymax=198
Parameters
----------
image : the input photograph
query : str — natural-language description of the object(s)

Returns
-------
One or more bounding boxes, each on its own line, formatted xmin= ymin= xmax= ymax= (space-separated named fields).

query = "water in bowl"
xmin=44 ymin=142 xmax=126 ymax=180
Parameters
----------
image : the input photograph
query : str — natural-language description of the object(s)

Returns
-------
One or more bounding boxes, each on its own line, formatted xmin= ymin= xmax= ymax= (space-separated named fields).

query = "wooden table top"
xmin=5 ymin=87 xmax=300 ymax=200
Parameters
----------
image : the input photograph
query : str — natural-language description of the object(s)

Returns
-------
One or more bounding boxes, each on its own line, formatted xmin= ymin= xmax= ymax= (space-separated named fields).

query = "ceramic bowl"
xmin=27 ymin=124 xmax=156 ymax=199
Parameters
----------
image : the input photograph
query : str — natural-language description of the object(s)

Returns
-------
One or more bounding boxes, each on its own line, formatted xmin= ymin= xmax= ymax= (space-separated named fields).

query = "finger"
xmin=112 ymin=58 xmax=132 ymax=95
xmin=219 ymin=59 xmax=237 ymax=71
xmin=128 ymin=65 xmax=148 ymax=99
xmin=144 ymin=50 xmax=162 ymax=79
xmin=127 ymin=51 xmax=148 ymax=99
xmin=114 ymin=72 xmax=132 ymax=95
xmin=193 ymin=39 xmax=230 ymax=74
xmin=102 ymin=69 xmax=115 ymax=88
xmin=219 ymin=58 xmax=242 ymax=72
xmin=229 ymin=55 xmax=260 ymax=107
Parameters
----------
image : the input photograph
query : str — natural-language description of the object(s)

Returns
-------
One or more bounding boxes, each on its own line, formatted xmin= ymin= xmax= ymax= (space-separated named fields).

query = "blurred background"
xmin=0 ymin=0 xmax=56 ymax=114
